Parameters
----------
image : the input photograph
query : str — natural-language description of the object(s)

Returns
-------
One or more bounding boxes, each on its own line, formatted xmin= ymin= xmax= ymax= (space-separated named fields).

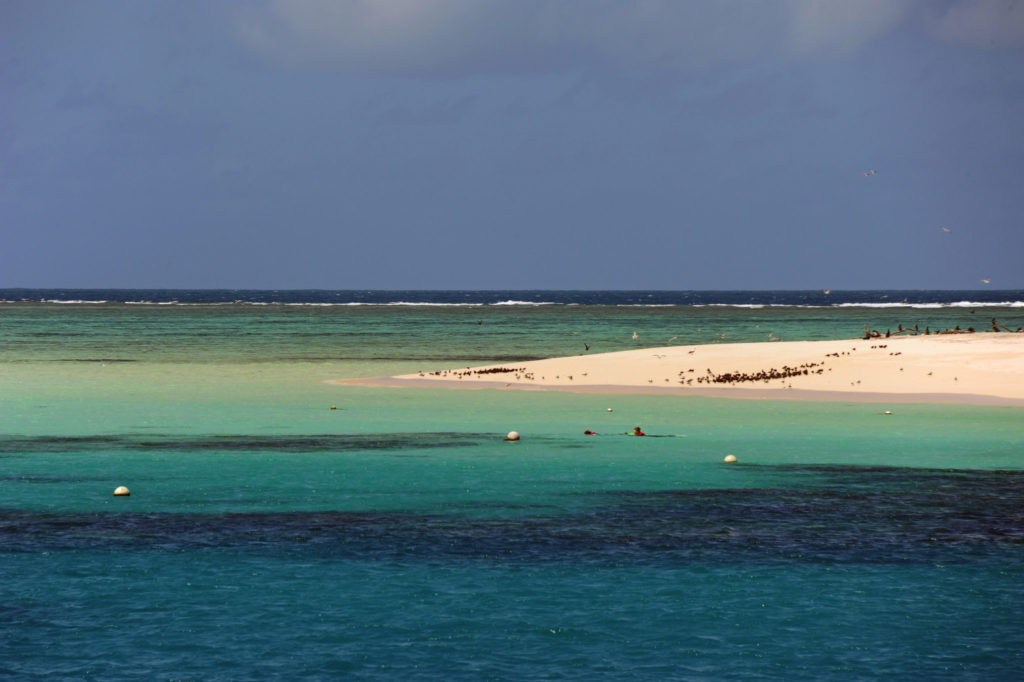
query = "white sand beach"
xmin=351 ymin=333 xmax=1024 ymax=405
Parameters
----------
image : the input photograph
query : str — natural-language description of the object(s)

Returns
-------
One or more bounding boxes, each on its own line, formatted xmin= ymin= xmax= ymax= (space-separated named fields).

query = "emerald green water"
xmin=2 ymin=299 xmax=1022 ymax=679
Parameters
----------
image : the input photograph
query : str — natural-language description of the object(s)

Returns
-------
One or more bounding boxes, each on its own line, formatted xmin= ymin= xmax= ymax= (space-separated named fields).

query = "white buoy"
xmin=883 ymin=410 xmax=892 ymax=415
xmin=113 ymin=486 xmax=131 ymax=496
xmin=505 ymin=431 xmax=520 ymax=441
xmin=723 ymin=454 xmax=738 ymax=463
xmin=606 ymin=408 xmax=613 ymax=412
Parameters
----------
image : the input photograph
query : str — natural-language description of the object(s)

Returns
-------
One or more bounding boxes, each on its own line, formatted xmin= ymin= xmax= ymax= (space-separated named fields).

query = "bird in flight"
xmin=981 ymin=278 xmax=991 ymax=284
xmin=863 ymin=169 xmax=877 ymax=176
xmin=941 ymin=226 xmax=952 ymax=233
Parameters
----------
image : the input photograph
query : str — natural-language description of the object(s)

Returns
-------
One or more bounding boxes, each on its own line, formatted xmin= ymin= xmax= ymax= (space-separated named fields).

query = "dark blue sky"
xmin=3 ymin=1 xmax=1023 ymax=289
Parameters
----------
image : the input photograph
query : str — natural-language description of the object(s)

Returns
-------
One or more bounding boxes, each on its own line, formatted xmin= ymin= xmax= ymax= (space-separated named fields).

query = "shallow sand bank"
xmin=342 ymin=333 xmax=1024 ymax=406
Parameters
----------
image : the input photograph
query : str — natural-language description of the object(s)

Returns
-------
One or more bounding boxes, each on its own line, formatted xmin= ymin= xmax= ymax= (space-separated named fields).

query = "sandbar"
xmin=343 ymin=333 xmax=1024 ymax=406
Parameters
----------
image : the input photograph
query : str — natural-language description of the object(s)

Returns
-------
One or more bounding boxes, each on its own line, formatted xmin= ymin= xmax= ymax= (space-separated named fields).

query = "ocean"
xmin=1 ymin=290 xmax=1022 ymax=680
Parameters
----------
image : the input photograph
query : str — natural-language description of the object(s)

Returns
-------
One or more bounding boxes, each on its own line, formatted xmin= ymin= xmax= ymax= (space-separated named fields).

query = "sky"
xmin=2 ymin=0 xmax=1023 ymax=290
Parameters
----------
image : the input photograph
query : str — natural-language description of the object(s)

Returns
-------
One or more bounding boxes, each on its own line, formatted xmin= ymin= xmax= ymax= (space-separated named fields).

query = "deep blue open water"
xmin=1 ymin=290 xmax=1022 ymax=679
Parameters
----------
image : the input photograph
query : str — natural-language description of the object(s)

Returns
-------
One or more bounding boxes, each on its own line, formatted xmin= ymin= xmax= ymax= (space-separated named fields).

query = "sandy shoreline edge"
xmin=336 ymin=333 xmax=1024 ymax=406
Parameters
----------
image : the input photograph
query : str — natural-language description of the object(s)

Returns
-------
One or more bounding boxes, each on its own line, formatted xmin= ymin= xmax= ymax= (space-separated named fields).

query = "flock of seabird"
xmin=680 ymin=362 xmax=826 ymax=386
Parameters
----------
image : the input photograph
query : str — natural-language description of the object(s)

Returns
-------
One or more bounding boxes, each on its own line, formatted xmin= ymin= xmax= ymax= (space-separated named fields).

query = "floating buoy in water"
xmin=723 ymin=454 xmax=738 ymax=463
xmin=113 ymin=486 xmax=131 ymax=496
xmin=330 ymin=405 xmax=337 ymax=410
xmin=606 ymin=408 xmax=613 ymax=412
xmin=505 ymin=431 xmax=520 ymax=441
xmin=883 ymin=410 xmax=892 ymax=415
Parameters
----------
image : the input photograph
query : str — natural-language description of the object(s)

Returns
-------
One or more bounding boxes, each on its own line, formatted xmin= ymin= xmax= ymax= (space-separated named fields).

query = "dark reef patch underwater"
xmin=2 ymin=465 xmax=1022 ymax=565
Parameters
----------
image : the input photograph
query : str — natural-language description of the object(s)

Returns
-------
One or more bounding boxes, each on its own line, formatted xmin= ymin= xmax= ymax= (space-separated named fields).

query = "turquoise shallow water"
xmin=1 ymin=295 xmax=1023 ymax=679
